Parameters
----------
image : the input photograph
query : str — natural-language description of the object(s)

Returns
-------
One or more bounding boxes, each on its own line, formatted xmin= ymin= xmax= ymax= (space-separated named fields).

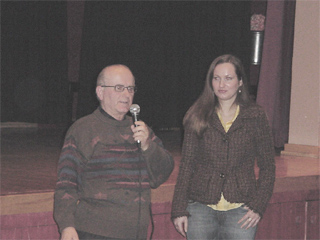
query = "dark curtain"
xmin=256 ymin=0 xmax=296 ymax=148
xmin=1 ymin=1 xmax=68 ymax=124
xmin=1 ymin=1 xmax=251 ymax=128
xmin=76 ymin=1 xmax=251 ymax=129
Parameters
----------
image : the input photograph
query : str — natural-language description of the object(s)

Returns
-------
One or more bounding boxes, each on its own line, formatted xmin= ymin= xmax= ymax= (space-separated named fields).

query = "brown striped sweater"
xmin=54 ymin=108 xmax=174 ymax=239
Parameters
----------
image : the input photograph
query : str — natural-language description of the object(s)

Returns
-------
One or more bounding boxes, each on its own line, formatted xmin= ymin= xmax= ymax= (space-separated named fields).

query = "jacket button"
xmin=220 ymin=173 xmax=225 ymax=178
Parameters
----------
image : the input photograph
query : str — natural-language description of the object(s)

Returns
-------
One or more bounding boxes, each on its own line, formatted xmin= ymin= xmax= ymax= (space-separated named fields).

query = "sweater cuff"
xmin=141 ymin=141 xmax=156 ymax=155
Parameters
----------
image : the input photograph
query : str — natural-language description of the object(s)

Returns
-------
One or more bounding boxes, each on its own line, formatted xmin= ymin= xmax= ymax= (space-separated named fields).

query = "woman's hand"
xmin=60 ymin=227 xmax=79 ymax=240
xmin=173 ymin=216 xmax=188 ymax=238
xmin=238 ymin=206 xmax=261 ymax=229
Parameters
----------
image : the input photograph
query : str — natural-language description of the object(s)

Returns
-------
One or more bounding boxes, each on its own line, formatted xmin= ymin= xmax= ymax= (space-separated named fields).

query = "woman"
xmin=171 ymin=54 xmax=275 ymax=239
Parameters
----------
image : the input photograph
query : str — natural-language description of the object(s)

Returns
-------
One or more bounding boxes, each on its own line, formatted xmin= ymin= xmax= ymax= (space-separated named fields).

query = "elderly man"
xmin=54 ymin=65 xmax=174 ymax=240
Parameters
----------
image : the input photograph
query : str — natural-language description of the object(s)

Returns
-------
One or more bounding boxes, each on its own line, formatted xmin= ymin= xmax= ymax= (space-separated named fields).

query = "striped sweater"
xmin=54 ymin=108 xmax=174 ymax=239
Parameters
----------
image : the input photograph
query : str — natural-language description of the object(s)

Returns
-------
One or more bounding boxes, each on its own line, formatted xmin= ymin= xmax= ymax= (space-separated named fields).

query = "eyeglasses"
xmin=100 ymin=84 xmax=137 ymax=93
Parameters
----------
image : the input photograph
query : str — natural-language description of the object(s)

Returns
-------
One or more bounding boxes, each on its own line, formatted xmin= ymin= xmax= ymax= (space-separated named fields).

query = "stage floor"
xmin=0 ymin=125 xmax=184 ymax=196
xmin=1 ymin=125 xmax=319 ymax=196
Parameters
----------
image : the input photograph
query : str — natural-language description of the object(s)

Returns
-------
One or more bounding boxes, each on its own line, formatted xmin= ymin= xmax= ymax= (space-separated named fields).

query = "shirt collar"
xmin=98 ymin=106 xmax=122 ymax=121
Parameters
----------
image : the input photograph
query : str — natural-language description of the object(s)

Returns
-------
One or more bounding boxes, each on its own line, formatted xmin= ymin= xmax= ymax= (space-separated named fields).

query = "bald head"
xmin=97 ymin=64 xmax=134 ymax=86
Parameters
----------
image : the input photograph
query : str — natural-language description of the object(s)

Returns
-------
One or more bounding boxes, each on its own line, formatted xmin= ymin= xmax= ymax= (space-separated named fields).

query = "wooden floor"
xmin=0 ymin=125 xmax=184 ymax=196
xmin=1 ymin=125 xmax=319 ymax=240
xmin=1 ymin=125 xmax=319 ymax=196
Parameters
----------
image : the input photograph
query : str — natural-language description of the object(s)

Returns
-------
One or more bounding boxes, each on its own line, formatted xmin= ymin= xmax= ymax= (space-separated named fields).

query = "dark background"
xmin=2 ymin=1 xmax=251 ymax=129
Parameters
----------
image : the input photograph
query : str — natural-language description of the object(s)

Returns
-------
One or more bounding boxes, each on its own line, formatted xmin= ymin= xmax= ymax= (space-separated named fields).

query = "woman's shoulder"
xmin=240 ymin=102 xmax=267 ymax=118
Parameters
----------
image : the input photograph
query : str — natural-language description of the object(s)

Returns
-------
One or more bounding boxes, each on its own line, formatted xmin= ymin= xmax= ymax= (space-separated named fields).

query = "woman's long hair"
xmin=183 ymin=54 xmax=251 ymax=136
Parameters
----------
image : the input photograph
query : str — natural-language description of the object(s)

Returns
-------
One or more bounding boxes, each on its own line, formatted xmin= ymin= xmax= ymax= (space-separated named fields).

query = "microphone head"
xmin=130 ymin=104 xmax=140 ymax=114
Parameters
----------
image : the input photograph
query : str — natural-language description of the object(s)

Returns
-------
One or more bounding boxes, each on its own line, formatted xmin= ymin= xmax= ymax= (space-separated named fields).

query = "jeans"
xmin=186 ymin=202 xmax=257 ymax=240
xmin=77 ymin=230 xmax=127 ymax=240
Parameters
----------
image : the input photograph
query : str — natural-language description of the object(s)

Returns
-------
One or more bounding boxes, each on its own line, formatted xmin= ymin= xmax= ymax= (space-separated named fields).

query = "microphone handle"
xmin=132 ymin=113 xmax=141 ymax=144
xmin=133 ymin=113 xmax=139 ymax=127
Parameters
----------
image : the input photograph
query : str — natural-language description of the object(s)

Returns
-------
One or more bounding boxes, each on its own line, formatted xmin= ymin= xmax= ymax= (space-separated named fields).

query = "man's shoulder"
xmin=66 ymin=109 xmax=100 ymax=134
xmin=73 ymin=110 xmax=98 ymax=126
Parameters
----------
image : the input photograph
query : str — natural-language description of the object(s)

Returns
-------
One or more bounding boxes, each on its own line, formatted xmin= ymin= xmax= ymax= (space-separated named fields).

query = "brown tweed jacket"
xmin=171 ymin=103 xmax=275 ymax=218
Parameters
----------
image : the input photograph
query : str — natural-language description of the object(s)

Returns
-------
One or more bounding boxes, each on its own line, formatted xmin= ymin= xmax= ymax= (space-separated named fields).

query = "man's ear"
xmin=96 ymin=86 xmax=103 ymax=101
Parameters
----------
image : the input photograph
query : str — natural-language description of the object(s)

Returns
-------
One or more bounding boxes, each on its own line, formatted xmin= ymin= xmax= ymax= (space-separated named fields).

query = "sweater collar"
xmin=96 ymin=107 xmax=132 ymax=128
xmin=98 ymin=106 xmax=128 ymax=121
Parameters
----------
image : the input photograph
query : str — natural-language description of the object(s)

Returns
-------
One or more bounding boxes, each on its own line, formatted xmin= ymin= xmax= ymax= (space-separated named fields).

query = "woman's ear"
xmin=239 ymin=79 xmax=243 ymax=87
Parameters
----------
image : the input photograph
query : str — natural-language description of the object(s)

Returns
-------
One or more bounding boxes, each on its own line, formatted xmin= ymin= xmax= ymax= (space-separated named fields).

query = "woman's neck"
xmin=217 ymin=102 xmax=238 ymax=123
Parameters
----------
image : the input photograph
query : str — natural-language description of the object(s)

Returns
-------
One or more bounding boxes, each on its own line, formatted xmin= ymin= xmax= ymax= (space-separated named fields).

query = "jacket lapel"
xmin=210 ymin=104 xmax=257 ymax=134
xmin=210 ymin=112 xmax=226 ymax=134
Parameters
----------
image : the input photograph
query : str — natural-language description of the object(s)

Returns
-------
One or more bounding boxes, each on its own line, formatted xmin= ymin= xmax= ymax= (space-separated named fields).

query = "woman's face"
xmin=212 ymin=63 xmax=243 ymax=103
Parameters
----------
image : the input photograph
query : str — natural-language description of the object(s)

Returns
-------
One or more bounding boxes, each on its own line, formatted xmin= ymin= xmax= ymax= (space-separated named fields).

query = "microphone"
xmin=130 ymin=104 xmax=141 ymax=144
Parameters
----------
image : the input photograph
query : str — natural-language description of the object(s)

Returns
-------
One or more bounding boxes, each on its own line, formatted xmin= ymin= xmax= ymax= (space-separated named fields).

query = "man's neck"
xmin=98 ymin=106 xmax=125 ymax=121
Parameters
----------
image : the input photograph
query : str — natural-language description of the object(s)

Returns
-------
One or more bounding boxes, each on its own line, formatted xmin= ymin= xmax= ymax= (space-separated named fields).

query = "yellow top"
xmin=208 ymin=105 xmax=243 ymax=211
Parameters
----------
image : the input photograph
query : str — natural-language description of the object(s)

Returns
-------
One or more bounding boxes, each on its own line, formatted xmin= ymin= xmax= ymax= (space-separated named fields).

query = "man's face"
xmin=96 ymin=66 xmax=135 ymax=120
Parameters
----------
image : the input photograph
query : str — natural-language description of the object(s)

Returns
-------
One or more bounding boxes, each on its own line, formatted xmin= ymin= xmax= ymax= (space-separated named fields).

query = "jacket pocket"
xmin=188 ymin=165 xmax=212 ymax=195
xmin=235 ymin=167 xmax=257 ymax=198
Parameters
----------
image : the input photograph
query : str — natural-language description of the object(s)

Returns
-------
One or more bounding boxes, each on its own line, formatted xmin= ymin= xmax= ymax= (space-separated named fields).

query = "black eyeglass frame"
xmin=100 ymin=84 xmax=137 ymax=93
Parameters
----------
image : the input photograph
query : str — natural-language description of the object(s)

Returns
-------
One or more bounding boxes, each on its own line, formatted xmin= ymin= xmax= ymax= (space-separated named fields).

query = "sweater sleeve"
xmin=247 ymin=110 xmax=276 ymax=217
xmin=142 ymin=129 xmax=174 ymax=189
xmin=171 ymin=127 xmax=198 ymax=219
xmin=53 ymin=133 xmax=83 ymax=233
